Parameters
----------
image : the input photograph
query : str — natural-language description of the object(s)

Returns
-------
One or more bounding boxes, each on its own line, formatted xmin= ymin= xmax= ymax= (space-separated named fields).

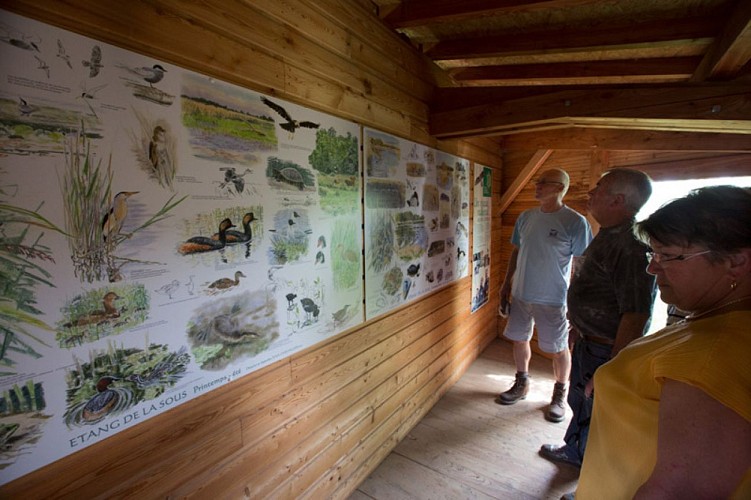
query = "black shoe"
xmin=539 ymin=444 xmax=581 ymax=468
xmin=495 ymin=373 xmax=529 ymax=405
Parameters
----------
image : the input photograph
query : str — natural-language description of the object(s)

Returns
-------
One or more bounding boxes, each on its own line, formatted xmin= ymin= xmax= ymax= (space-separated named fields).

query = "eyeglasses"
xmin=535 ymin=180 xmax=563 ymax=186
xmin=645 ymin=249 xmax=713 ymax=264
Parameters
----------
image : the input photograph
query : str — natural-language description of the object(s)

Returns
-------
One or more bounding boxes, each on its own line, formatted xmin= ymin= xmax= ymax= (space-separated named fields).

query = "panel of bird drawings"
xmin=363 ymin=128 xmax=470 ymax=320
xmin=0 ymin=10 xmax=363 ymax=483
xmin=471 ymin=165 xmax=492 ymax=313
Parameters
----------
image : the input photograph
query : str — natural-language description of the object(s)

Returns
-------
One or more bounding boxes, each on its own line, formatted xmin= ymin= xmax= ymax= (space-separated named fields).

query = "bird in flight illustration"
xmin=56 ymin=39 xmax=72 ymax=69
xmin=261 ymin=97 xmax=320 ymax=136
xmin=82 ymin=45 xmax=103 ymax=77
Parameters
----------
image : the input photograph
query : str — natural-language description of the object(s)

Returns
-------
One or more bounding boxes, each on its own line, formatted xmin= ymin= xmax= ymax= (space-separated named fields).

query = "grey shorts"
xmin=502 ymin=297 xmax=569 ymax=353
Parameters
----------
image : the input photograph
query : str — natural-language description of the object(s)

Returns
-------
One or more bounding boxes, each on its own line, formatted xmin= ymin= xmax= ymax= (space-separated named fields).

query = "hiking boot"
xmin=539 ymin=444 xmax=582 ymax=468
xmin=545 ymin=382 xmax=567 ymax=422
xmin=495 ymin=373 xmax=529 ymax=405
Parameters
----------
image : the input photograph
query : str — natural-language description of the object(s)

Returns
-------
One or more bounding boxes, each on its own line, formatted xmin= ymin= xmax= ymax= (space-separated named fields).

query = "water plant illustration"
xmin=0 ymin=378 xmax=49 ymax=469
xmin=0 ymin=173 xmax=58 ymax=375
xmin=62 ymin=130 xmax=185 ymax=283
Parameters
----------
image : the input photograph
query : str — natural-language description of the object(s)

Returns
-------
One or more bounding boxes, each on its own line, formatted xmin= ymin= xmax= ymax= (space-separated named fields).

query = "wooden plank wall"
xmin=0 ymin=1 xmax=503 ymax=498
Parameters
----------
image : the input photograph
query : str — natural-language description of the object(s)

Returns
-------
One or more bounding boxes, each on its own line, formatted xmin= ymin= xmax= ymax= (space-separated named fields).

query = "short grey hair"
xmin=601 ymin=168 xmax=653 ymax=212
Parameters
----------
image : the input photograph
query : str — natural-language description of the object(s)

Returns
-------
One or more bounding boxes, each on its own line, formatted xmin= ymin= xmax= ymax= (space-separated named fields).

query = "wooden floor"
xmin=349 ymin=338 xmax=579 ymax=500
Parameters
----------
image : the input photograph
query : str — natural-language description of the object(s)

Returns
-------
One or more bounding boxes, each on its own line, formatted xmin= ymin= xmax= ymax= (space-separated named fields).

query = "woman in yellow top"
xmin=575 ymin=185 xmax=751 ymax=499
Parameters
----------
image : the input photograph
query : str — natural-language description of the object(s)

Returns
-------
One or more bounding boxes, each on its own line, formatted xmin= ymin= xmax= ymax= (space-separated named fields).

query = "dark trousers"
xmin=563 ymin=339 xmax=612 ymax=462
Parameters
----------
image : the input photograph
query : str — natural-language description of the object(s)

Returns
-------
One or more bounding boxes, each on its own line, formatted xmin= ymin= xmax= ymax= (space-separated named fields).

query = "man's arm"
xmin=499 ymin=246 xmax=519 ymax=313
xmin=611 ymin=311 xmax=651 ymax=357
xmin=584 ymin=311 xmax=650 ymax=396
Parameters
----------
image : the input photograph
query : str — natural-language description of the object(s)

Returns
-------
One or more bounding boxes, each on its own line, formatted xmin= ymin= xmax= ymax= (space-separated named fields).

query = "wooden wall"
xmin=0 ymin=1 xmax=503 ymax=497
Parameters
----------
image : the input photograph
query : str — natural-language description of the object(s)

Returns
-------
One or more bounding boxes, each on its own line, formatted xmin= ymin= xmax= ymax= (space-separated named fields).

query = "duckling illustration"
xmin=213 ymin=212 xmax=255 ymax=244
xmin=155 ymin=279 xmax=180 ymax=299
xmin=179 ymin=218 xmax=234 ymax=255
xmin=65 ymin=292 xmax=121 ymax=328
xmin=207 ymin=270 xmax=246 ymax=291
xmin=315 ymin=251 xmax=325 ymax=265
xmin=317 ymin=235 xmax=327 ymax=248
xmin=407 ymin=263 xmax=420 ymax=277
xmin=285 ymin=293 xmax=297 ymax=310
xmin=300 ymin=298 xmax=319 ymax=323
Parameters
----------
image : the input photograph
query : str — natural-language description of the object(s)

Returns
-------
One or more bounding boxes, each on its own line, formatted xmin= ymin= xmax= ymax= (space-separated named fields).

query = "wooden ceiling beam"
xmin=427 ymin=16 xmax=721 ymax=60
xmin=692 ymin=0 xmax=751 ymax=80
xmin=382 ymin=0 xmax=601 ymax=28
xmin=450 ymin=57 xmax=701 ymax=86
xmin=430 ymin=86 xmax=751 ymax=138
xmin=498 ymin=128 xmax=751 ymax=152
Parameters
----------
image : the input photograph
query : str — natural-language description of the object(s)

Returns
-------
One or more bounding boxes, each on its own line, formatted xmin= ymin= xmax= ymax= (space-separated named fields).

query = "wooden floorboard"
xmin=350 ymin=338 xmax=579 ymax=500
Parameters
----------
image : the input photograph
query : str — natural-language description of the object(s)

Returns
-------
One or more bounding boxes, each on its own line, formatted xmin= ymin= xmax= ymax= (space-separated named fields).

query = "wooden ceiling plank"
xmin=427 ymin=16 xmax=721 ymax=60
xmin=692 ymin=0 xmax=751 ymax=80
xmin=450 ymin=57 xmax=701 ymax=82
xmin=430 ymin=86 xmax=751 ymax=138
xmin=498 ymin=129 xmax=751 ymax=152
xmin=382 ymin=0 xmax=600 ymax=28
xmin=498 ymin=149 xmax=552 ymax=212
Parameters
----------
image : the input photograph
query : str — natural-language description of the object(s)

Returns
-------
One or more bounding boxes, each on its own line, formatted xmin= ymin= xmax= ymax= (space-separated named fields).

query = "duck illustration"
xmin=207 ymin=270 xmax=246 ymax=291
xmin=211 ymin=314 xmax=260 ymax=344
xmin=179 ymin=218 xmax=234 ymax=255
xmin=102 ymin=191 xmax=138 ymax=243
xmin=126 ymin=347 xmax=187 ymax=388
xmin=213 ymin=212 xmax=256 ymax=244
xmin=65 ymin=292 xmax=121 ymax=328
xmin=315 ymin=251 xmax=325 ymax=265
xmin=81 ymin=376 xmax=122 ymax=423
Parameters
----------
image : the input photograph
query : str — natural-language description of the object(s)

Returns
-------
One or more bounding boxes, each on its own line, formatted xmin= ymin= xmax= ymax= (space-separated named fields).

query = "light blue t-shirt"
xmin=511 ymin=206 xmax=592 ymax=306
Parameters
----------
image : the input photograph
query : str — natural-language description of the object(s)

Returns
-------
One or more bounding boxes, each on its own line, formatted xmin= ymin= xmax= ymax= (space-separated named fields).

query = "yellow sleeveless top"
xmin=575 ymin=310 xmax=751 ymax=499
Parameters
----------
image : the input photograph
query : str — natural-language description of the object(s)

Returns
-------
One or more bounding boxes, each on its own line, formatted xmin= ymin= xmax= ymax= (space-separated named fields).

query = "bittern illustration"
xmin=101 ymin=191 xmax=138 ymax=243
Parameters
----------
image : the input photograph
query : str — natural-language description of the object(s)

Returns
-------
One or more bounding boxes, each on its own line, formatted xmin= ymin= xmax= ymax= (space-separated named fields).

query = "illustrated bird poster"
xmin=363 ymin=128 xmax=470 ymax=320
xmin=471 ymin=165 xmax=492 ymax=313
xmin=0 ymin=9 xmax=363 ymax=483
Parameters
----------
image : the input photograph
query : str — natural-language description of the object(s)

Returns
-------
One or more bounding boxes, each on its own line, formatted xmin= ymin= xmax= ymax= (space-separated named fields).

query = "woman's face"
xmin=647 ymin=240 xmax=729 ymax=313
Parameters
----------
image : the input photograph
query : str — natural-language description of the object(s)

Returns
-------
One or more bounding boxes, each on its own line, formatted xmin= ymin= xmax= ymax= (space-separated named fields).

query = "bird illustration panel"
xmin=364 ymin=128 xmax=471 ymax=320
xmin=0 ymin=8 xmax=363 ymax=484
